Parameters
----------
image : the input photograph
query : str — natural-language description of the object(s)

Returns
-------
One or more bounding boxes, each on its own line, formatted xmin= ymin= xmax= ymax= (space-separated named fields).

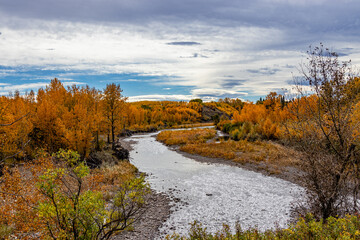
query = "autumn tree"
xmin=0 ymin=92 xmax=33 ymax=165
xmin=287 ymin=44 xmax=360 ymax=219
xmin=263 ymin=92 xmax=285 ymax=110
xmin=30 ymin=79 xmax=68 ymax=153
xmin=103 ymin=84 xmax=126 ymax=145
xmin=26 ymin=79 xmax=106 ymax=157
xmin=62 ymin=85 xmax=103 ymax=158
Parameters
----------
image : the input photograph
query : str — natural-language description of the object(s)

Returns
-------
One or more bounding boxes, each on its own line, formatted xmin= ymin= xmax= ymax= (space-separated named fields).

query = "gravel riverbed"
xmin=114 ymin=134 xmax=303 ymax=239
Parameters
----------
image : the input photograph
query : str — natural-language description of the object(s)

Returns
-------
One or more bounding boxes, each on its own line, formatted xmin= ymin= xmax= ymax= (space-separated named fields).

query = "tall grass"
xmin=157 ymin=128 xmax=300 ymax=171
xmin=180 ymin=140 xmax=299 ymax=168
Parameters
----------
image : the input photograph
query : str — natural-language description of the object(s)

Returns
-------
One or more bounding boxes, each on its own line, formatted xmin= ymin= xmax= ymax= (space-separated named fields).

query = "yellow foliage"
xmin=157 ymin=129 xmax=216 ymax=145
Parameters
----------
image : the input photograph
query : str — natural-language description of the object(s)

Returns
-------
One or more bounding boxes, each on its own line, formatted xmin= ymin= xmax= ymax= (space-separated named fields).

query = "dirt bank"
xmin=112 ymin=190 xmax=172 ymax=240
xmin=112 ymin=138 xmax=172 ymax=240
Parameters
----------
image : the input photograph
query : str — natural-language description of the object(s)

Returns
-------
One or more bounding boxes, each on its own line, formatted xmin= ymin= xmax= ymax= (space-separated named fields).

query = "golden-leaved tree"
xmin=286 ymin=44 xmax=360 ymax=219
xmin=103 ymin=83 xmax=127 ymax=144
xmin=0 ymin=91 xmax=33 ymax=164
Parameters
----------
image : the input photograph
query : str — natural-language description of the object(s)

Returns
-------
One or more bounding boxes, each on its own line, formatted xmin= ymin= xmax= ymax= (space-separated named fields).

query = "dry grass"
xmin=233 ymin=140 xmax=301 ymax=168
xmin=94 ymin=161 xmax=137 ymax=186
xmin=90 ymin=161 xmax=138 ymax=199
xmin=181 ymin=142 xmax=236 ymax=159
xmin=161 ymin=131 xmax=301 ymax=169
xmin=170 ymin=122 xmax=214 ymax=129
xmin=157 ymin=128 xmax=216 ymax=145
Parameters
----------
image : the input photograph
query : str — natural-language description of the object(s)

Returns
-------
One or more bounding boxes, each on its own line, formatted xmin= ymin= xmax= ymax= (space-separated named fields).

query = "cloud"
xmin=247 ymin=67 xmax=281 ymax=75
xmin=284 ymin=64 xmax=295 ymax=69
xmin=281 ymin=84 xmax=315 ymax=99
xmin=1 ymin=0 xmax=359 ymax=38
xmin=127 ymin=88 xmax=250 ymax=102
xmin=1 ymin=0 xmax=360 ymax=101
xmin=0 ymin=82 xmax=49 ymax=92
xmin=221 ymin=79 xmax=246 ymax=89
xmin=286 ymin=77 xmax=311 ymax=86
xmin=166 ymin=41 xmax=201 ymax=46
xmin=191 ymin=88 xmax=248 ymax=99
xmin=0 ymin=81 xmax=84 ymax=95
xmin=180 ymin=53 xmax=208 ymax=58
xmin=128 ymin=94 xmax=192 ymax=102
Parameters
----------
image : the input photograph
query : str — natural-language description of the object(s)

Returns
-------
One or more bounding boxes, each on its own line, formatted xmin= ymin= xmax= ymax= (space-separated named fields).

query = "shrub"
xmin=0 ymin=149 xmax=150 ymax=239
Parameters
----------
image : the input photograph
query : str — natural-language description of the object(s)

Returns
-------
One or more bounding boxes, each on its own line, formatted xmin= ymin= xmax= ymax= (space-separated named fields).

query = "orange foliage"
xmin=0 ymin=92 xmax=34 ymax=162
xmin=157 ymin=129 xmax=216 ymax=145
xmin=122 ymin=101 xmax=203 ymax=131
xmin=221 ymin=92 xmax=291 ymax=140
xmin=232 ymin=103 xmax=267 ymax=124
xmin=1 ymin=79 xmax=106 ymax=160
xmin=0 ymin=155 xmax=52 ymax=238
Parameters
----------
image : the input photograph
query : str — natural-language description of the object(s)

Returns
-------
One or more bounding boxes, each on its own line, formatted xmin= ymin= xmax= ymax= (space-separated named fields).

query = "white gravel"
xmin=126 ymin=133 xmax=304 ymax=237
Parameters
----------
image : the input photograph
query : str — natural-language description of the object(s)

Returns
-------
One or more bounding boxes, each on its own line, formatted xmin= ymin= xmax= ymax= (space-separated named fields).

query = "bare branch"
xmin=0 ymin=112 xmax=30 ymax=127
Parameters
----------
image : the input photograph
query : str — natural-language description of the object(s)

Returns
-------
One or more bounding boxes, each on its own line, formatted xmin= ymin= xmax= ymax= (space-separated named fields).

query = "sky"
xmin=1 ymin=0 xmax=360 ymax=102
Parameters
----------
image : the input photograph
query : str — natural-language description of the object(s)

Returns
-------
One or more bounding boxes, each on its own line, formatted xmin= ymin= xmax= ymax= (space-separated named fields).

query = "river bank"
xmin=112 ymin=190 xmax=172 ymax=239
xmin=157 ymin=128 xmax=304 ymax=187
xmin=171 ymin=147 xmax=303 ymax=187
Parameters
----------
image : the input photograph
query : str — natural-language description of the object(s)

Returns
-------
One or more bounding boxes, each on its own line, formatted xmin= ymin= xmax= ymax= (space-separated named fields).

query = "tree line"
xmin=0 ymin=80 xmax=208 ymax=164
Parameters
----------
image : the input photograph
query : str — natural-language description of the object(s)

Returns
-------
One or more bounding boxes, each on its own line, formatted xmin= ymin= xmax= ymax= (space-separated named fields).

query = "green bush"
xmin=37 ymin=149 xmax=150 ymax=240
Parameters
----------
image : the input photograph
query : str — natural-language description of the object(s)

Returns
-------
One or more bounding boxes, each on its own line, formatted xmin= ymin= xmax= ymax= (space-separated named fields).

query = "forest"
xmin=1 ymin=45 xmax=360 ymax=239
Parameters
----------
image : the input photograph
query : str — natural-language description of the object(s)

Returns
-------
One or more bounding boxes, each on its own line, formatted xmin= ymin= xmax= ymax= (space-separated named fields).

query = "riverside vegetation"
xmin=157 ymin=129 xmax=299 ymax=176
xmin=0 ymin=44 xmax=360 ymax=239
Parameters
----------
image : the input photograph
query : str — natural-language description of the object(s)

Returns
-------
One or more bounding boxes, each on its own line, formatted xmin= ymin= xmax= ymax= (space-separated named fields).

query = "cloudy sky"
xmin=1 ymin=0 xmax=360 ymax=101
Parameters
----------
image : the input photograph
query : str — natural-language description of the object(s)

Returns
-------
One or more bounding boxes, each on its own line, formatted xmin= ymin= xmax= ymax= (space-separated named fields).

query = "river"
xmin=125 ymin=132 xmax=303 ymax=237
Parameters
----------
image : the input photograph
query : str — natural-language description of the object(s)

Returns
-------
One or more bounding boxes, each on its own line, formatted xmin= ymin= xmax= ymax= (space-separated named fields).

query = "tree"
xmin=37 ymin=150 xmax=150 ymax=240
xmin=287 ymin=44 xmax=360 ymax=219
xmin=189 ymin=98 xmax=203 ymax=104
xmin=0 ymin=94 xmax=32 ymax=165
xmin=103 ymin=84 xmax=126 ymax=145
xmin=0 ymin=113 xmax=29 ymax=127
xmin=30 ymin=79 xmax=68 ymax=153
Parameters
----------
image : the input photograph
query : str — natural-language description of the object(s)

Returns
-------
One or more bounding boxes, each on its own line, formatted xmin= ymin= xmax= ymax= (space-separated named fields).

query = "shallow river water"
xmin=125 ymin=132 xmax=303 ymax=236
